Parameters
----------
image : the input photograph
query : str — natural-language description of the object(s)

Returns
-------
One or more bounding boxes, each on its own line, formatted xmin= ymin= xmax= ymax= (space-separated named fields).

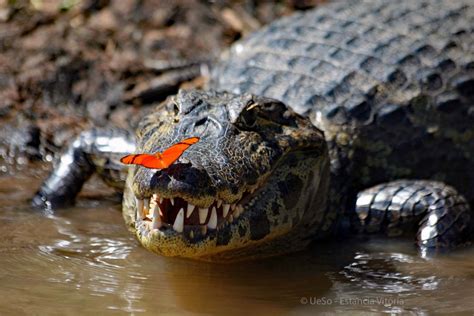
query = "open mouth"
xmin=134 ymin=188 xmax=257 ymax=237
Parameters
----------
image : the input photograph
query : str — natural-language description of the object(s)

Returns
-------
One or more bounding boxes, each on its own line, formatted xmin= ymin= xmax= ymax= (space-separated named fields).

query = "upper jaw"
xmin=131 ymin=163 xmax=217 ymax=206
xmin=130 ymin=154 xmax=263 ymax=238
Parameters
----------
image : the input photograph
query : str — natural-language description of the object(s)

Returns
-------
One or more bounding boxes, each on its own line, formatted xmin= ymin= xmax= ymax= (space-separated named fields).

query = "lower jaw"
xmin=132 ymin=211 xmax=259 ymax=260
xmin=133 ymin=226 xmax=225 ymax=260
xmin=135 ymin=218 xmax=219 ymax=243
xmin=135 ymin=228 xmax=309 ymax=262
xmin=132 ymin=210 xmax=245 ymax=260
xmin=133 ymin=215 xmax=302 ymax=262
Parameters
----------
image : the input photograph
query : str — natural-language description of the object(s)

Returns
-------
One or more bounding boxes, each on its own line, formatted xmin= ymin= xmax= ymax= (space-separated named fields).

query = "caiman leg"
xmin=355 ymin=180 xmax=472 ymax=250
xmin=32 ymin=128 xmax=135 ymax=209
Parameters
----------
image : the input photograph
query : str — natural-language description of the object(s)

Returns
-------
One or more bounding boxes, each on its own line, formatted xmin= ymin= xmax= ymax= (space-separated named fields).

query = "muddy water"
xmin=1 ymin=165 xmax=474 ymax=315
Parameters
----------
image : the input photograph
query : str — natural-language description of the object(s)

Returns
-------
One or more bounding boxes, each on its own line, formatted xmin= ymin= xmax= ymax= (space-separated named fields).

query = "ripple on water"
xmin=325 ymin=239 xmax=474 ymax=314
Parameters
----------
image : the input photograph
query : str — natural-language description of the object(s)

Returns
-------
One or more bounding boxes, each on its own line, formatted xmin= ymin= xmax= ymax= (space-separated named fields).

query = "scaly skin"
xmin=213 ymin=0 xmax=474 ymax=204
xmin=33 ymin=0 xmax=474 ymax=261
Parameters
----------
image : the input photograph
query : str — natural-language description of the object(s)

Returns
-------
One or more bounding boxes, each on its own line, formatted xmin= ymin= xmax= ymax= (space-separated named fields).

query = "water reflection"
xmin=1 ymin=168 xmax=474 ymax=314
xmin=327 ymin=240 xmax=474 ymax=314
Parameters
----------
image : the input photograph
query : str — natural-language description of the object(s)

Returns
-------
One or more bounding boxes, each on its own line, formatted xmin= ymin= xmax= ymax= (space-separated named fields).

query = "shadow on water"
xmin=1 ymin=165 xmax=474 ymax=314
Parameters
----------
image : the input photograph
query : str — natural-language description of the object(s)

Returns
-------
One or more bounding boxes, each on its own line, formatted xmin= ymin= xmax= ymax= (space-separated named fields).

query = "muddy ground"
xmin=0 ymin=0 xmax=324 ymax=169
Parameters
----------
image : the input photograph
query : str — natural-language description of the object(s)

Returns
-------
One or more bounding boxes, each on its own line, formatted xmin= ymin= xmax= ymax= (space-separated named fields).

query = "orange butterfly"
xmin=120 ymin=137 xmax=200 ymax=169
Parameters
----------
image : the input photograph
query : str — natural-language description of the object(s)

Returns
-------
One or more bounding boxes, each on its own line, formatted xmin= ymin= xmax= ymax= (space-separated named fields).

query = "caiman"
xmin=32 ymin=0 xmax=474 ymax=261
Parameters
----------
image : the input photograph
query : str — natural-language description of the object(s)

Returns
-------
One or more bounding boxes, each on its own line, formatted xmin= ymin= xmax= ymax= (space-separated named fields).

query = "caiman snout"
xmin=132 ymin=162 xmax=216 ymax=203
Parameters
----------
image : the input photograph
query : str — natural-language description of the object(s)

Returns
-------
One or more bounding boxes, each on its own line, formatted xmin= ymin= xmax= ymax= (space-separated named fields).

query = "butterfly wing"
xmin=120 ymin=137 xmax=200 ymax=169
xmin=120 ymin=153 xmax=169 ymax=169
xmin=159 ymin=137 xmax=200 ymax=168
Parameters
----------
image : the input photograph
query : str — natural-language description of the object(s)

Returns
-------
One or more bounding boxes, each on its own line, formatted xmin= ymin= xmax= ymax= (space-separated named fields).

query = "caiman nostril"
xmin=195 ymin=117 xmax=207 ymax=127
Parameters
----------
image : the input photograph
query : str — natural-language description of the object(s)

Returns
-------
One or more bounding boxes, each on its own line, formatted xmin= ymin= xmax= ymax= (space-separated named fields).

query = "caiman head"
xmin=122 ymin=89 xmax=330 ymax=261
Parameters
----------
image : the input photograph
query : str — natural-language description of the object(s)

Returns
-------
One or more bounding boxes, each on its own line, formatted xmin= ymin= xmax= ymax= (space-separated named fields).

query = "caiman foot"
xmin=32 ymin=127 xmax=135 ymax=209
xmin=355 ymin=180 xmax=472 ymax=250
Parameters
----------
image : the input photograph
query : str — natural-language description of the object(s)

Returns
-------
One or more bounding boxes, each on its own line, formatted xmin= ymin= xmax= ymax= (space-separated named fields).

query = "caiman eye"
xmin=239 ymin=108 xmax=257 ymax=129
xmin=259 ymin=101 xmax=297 ymax=127
xmin=236 ymin=100 xmax=293 ymax=130
xmin=166 ymin=101 xmax=180 ymax=116
xmin=165 ymin=102 xmax=180 ymax=123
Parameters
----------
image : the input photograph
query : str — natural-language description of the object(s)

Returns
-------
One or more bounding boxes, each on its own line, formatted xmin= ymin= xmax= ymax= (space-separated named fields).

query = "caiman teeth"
xmin=150 ymin=194 xmax=157 ymax=210
xmin=199 ymin=207 xmax=208 ymax=224
xmin=234 ymin=205 xmax=243 ymax=218
xmin=173 ymin=208 xmax=184 ymax=233
xmin=136 ymin=193 xmax=250 ymax=236
xmin=143 ymin=198 xmax=150 ymax=216
xmin=186 ymin=204 xmax=195 ymax=218
xmin=207 ymin=207 xmax=217 ymax=229
xmin=152 ymin=205 xmax=162 ymax=229
xmin=136 ymin=198 xmax=145 ymax=219
xmin=222 ymin=204 xmax=230 ymax=217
